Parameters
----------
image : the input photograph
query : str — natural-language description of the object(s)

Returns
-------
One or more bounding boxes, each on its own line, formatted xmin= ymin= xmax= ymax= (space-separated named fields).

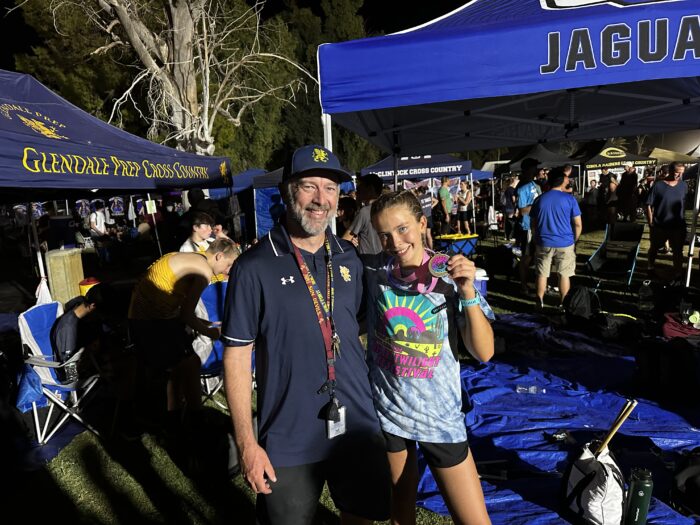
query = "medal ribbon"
xmin=291 ymin=236 xmax=338 ymax=395
xmin=386 ymin=250 xmax=438 ymax=294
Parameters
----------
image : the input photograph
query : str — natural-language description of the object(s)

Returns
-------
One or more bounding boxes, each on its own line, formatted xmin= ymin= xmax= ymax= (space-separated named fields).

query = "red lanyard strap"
xmin=291 ymin=237 xmax=338 ymax=398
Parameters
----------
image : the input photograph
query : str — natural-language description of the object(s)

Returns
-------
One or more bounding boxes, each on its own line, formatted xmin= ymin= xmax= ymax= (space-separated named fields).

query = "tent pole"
xmin=685 ymin=173 xmax=700 ymax=287
xmin=469 ymin=175 xmax=476 ymax=234
xmin=253 ymin=188 xmax=259 ymax=240
xmin=146 ymin=193 xmax=163 ymax=257
xmin=29 ymin=205 xmax=46 ymax=280
xmin=321 ymin=113 xmax=338 ymax=235
xmin=393 ymin=132 xmax=400 ymax=191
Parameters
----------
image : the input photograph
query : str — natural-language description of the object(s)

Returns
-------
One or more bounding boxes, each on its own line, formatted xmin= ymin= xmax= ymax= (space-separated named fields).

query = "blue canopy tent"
xmin=0 ymin=68 xmax=233 ymax=269
xmin=318 ymin=0 xmax=700 ymax=284
xmin=0 ymin=69 xmax=232 ymax=193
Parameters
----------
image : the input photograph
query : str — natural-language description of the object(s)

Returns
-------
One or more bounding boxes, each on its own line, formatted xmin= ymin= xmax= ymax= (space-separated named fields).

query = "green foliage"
xmin=15 ymin=0 xmax=148 ymax=137
xmin=277 ymin=0 xmax=381 ymax=173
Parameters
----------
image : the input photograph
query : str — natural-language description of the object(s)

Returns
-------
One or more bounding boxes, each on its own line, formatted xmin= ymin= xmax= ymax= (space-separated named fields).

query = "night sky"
xmin=0 ymin=1 xmax=466 ymax=70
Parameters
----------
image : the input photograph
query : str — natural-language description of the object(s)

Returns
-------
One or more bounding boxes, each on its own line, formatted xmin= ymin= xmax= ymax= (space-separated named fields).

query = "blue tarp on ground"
xmin=318 ymin=0 xmax=700 ymax=154
xmin=416 ymin=314 xmax=699 ymax=523
xmin=0 ymin=69 xmax=232 ymax=190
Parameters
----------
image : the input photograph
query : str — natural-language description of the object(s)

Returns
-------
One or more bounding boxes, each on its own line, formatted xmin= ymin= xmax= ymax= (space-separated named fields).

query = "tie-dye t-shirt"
xmin=365 ymin=259 xmax=494 ymax=443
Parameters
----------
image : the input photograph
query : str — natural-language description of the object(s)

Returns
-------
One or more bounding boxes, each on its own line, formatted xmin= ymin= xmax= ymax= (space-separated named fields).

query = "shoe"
xmin=512 ymin=247 xmax=522 ymax=257
xmin=658 ymin=247 xmax=669 ymax=254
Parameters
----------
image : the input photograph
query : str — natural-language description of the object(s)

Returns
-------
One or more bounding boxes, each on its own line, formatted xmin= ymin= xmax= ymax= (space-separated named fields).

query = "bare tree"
xmin=633 ymin=134 xmax=648 ymax=155
xmin=48 ymin=0 xmax=314 ymax=155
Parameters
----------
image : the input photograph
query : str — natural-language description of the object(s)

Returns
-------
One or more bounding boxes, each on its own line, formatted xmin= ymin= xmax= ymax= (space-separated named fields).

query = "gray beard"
xmin=289 ymin=202 xmax=336 ymax=236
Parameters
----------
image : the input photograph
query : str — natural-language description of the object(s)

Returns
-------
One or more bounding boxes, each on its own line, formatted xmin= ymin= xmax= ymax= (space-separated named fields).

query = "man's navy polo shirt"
xmin=222 ymin=223 xmax=381 ymax=467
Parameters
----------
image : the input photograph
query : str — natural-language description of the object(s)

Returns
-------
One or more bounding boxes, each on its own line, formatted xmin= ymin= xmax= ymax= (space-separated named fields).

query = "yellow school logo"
xmin=219 ymin=160 xmax=230 ymax=184
xmin=600 ymin=147 xmax=626 ymax=159
xmin=312 ymin=148 xmax=329 ymax=163
xmin=339 ymin=265 xmax=351 ymax=282
xmin=18 ymin=114 xmax=68 ymax=140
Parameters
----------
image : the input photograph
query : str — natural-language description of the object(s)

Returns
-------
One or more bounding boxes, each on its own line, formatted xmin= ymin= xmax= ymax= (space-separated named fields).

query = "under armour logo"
xmin=281 ymin=276 xmax=295 ymax=285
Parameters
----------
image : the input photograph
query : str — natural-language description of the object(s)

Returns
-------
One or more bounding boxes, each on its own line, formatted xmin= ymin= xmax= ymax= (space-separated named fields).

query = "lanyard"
xmin=291 ymin=236 xmax=339 ymax=401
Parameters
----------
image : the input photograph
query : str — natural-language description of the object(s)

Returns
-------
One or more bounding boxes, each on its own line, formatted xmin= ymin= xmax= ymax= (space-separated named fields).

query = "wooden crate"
xmin=45 ymin=248 xmax=84 ymax=305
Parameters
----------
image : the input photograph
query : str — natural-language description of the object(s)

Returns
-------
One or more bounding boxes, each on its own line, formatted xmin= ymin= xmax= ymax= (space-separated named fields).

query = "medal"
xmin=428 ymin=253 xmax=450 ymax=278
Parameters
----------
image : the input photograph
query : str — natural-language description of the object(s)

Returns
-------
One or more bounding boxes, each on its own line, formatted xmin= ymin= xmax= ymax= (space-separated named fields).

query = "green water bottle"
xmin=623 ymin=468 xmax=653 ymax=525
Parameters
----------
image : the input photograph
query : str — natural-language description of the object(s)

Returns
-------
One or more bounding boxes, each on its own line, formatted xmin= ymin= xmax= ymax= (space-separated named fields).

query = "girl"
xmin=367 ymin=190 xmax=494 ymax=525
xmin=456 ymin=181 xmax=472 ymax=235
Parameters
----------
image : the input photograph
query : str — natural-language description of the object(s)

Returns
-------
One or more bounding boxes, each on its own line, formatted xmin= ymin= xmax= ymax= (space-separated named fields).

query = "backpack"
xmin=499 ymin=190 xmax=509 ymax=209
xmin=563 ymin=443 xmax=626 ymax=525
xmin=670 ymin=447 xmax=700 ymax=516
xmin=563 ymin=286 xmax=601 ymax=328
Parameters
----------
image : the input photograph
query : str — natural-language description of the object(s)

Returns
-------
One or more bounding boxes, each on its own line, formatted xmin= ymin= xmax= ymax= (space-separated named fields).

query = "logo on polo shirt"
xmin=312 ymin=148 xmax=329 ymax=163
xmin=281 ymin=276 xmax=295 ymax=285
xmin=339 ymin=266 xmax=351 ymax=282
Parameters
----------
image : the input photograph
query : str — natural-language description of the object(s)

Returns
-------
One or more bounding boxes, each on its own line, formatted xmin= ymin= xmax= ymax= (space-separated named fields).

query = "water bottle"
xmin=623 ymin=468 xmax=653 ymax=525
xmin=516 ymin=385 xmax=546 ymax=394
xmin=637 ymin=280 xmax=654 ymax=312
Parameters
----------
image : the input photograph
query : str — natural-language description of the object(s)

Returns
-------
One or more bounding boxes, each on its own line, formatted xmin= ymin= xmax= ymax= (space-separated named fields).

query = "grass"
xmin=11 ymin=218 xmax=696 ymax=524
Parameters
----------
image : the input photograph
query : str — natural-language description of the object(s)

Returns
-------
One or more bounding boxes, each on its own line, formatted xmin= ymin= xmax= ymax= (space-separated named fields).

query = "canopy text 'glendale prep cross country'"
xmin=21 ymin=148 xmax=212 ymax=180
xmin=541 ymin=16 xmax=700 ymax=74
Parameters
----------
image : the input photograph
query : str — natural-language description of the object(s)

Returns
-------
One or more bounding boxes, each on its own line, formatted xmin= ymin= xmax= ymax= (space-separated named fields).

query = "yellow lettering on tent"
xmin=22 ymin=147 xmax=40 ymax=173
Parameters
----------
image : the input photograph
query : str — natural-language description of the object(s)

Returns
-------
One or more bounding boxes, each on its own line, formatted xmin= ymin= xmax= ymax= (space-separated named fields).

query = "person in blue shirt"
xmin=516 ymin=158 xmax=542 ymax=294
xmin=221 ymin=145 xmax=389 ymax=525
xmin=530 ymin=167 xmax=582 ymax=308
xmin=366 ymin=190 xmax=494 ymax=525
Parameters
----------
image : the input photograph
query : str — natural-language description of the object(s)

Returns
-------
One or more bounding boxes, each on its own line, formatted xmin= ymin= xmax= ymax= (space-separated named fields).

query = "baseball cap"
xmin=283 ymin=145 xmax=352 ymax=183
xmin=521 ymin=158 xmax=541 ymax=171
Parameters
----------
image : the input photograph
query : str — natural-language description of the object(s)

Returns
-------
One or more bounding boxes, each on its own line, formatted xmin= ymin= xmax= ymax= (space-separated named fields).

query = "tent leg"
xmin=146 ymin=193 xmax=163 ymax=257
xmin=685 ymin=173 xmax=700 ymax=287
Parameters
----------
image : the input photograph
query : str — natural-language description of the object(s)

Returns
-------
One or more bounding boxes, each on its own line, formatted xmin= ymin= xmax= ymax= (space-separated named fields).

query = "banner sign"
xmin=0 ymin=70 xmax=231 ymax=191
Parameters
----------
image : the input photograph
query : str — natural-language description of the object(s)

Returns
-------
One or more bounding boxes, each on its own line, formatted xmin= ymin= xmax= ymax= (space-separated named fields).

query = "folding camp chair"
xmin=195 ymin=281 xmax=229 ymax=410
xmin=586 ymin=223 xmax=645 ymax=293
xmin=194 ymin=281 xmax=256 ymax=410
xmin=18 ymin=301 xmax=100 ymax=444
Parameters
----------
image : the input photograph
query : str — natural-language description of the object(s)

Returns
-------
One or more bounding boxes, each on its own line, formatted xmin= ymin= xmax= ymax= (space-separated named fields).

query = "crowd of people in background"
xmin=4 ymin=143 xmax=697 ymax=525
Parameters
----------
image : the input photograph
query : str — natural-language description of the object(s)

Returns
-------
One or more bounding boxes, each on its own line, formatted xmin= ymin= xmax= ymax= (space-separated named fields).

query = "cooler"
xmin=475 ymin=268 xmax=489 ymax=297
xmin=434 ymin=233 xmax=478 ymax=256
xmin=79 ymin=277 xmax=100 ymax=296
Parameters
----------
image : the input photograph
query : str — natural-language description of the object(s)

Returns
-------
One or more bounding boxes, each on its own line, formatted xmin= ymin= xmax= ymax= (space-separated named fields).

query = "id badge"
xmin=326 ymin=405 xmax=346 ymax=439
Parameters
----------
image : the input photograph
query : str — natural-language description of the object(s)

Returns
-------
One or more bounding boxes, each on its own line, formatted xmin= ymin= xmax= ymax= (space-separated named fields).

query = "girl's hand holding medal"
xmin=428 ymin=252 xmax=476 ymax=297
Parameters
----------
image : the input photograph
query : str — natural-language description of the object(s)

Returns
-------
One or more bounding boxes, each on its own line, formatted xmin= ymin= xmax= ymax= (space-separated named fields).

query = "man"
xmin=531 ymin=167 xmax=582 ymax=308
xmin=222 ymin=145 xmax=390 ymax=525
xmin=342 ymin=173 xmax=383 ymax=255
xmin=582 ymin=179 xmax=600 ymax=231
xmin=516 ymin=158 xmax=542 ymax=293
xmin=89 ymin=200 xmax=110 ymax=263
xmin=597 ymin=166 xmax=618 ymax=227
xmin=51 ymin=284 xmax=107 ymax=383
xmin=617 ymin=161 xmax=638 ymax=222
xmin=646 ymin=161 xmax=687 ymax=280
xmin=437 ymin=176 xmax=453 ymax=235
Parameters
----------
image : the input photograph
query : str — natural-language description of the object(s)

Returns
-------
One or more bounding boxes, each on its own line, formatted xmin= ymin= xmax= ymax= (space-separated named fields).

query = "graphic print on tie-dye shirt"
xmin=365 ymin=258 xmax=495 ymax=443
xmin=373 ymin=289 xmax=445 ymax=380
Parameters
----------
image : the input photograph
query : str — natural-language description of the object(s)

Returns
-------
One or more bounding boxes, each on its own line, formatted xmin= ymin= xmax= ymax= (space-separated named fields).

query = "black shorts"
xmin=459 ymin=210 xmax=470 ymax=222
xmin=383 ymin=430 xmax=469 ymax=469
xmin=256 ymin=433 xmax=390 ymax=525
xmin=128 ymin=318 xmax=194 ymax=370
xmin=515 ymin=226 xmax=535 ymax=257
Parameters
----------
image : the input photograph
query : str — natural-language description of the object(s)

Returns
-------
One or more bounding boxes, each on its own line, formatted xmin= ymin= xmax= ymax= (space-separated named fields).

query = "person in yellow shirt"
xmin=128 ymin=238 xmax=238 ymax=435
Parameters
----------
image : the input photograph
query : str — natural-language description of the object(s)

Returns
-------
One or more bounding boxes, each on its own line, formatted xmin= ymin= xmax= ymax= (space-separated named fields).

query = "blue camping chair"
xmin=195 ymin=281 xmax=256 ymax=410
xmin=18 ymin=302 xmax=100 ymax=444
xmin=586 ymin=223 xmax=644 ymax=293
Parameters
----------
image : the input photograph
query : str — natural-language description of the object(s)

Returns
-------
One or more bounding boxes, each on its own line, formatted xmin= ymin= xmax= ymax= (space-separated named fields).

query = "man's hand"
xmin=239 ymin=441 xmax=277 ymax=494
